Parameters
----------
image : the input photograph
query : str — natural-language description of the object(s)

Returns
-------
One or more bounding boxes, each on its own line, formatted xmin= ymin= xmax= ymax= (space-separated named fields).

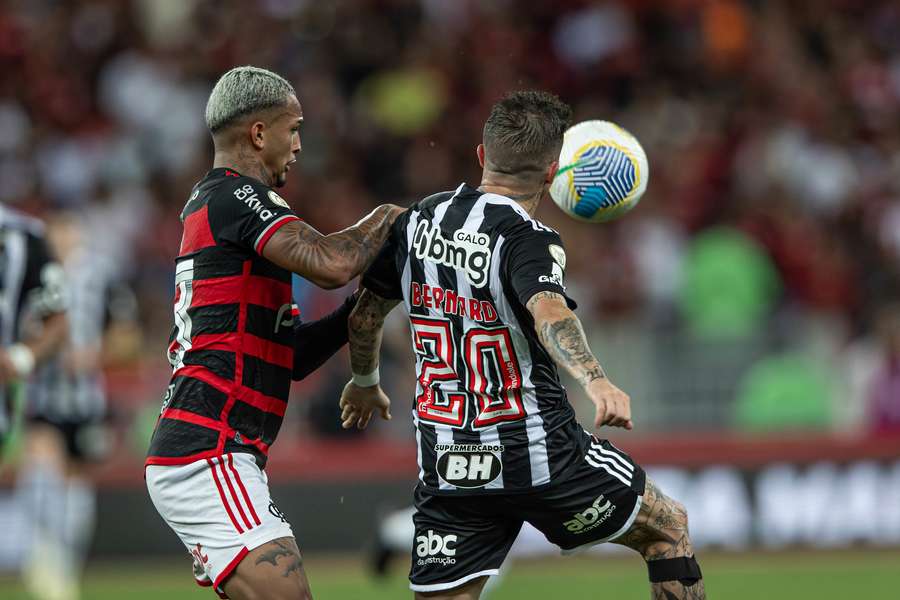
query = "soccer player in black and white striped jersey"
xmin=341 ymin=92 xmax=705 ymax=599
xmin=0 ymin=205 xmax=69 ymax=598
xmin=0 ymin=206 xmax=68 ymax=452
xmin=16 ymin=212 xmax=138 ymax=600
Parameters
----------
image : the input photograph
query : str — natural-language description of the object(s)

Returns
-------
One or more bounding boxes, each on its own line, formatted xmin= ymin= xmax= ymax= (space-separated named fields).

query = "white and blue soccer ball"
xmin=549 ymin=120 xmax=649 ymax=223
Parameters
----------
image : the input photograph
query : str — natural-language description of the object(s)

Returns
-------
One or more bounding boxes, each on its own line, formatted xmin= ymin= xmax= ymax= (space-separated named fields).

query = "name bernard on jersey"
xmin=413 ymin=220 xmax=491 ymax=287
xmin=435 ymin=443 xmax=504 ymax=489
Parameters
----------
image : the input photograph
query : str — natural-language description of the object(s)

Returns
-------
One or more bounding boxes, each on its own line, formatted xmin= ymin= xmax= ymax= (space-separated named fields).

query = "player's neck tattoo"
xmin=213 ymin=144 xmax=274 ymax=187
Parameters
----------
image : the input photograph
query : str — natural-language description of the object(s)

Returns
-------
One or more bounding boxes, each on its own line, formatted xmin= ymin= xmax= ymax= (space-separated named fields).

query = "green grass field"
xmin=0 ymin=550 xmax=897 ymax=599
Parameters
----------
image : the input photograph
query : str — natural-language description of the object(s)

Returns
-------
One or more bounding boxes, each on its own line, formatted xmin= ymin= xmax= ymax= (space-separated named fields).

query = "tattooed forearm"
xmin=528 ymin=292 xmax=606 ymax=387
xmin=300 ymin=204 xmax=399 ymax=276
xmin=348 ymin=289 xmax=399 ymax=375
xmin=540 ymin=317 xmax=606 ymax=385
xmin=265 ymin=205 xmax=402 ymax=288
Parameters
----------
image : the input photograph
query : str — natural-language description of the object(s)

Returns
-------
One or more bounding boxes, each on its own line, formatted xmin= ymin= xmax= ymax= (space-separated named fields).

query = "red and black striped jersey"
xmin=147 ymin=168 xmax=301 ymax=468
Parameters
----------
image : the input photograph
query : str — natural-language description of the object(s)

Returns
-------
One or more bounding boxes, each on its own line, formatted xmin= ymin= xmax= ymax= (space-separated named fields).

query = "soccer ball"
xmin=549 ymin=120 xmax=649 ymax=223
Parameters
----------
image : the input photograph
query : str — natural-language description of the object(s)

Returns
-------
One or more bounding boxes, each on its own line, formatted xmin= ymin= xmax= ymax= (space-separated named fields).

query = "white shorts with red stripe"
xmin=146 ymin=452 xmax=294 ymax=597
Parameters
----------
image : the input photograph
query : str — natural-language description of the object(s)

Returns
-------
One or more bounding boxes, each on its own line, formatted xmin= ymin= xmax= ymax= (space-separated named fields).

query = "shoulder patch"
xmin=549 ymin=244 xmax=566 ymax=269
xmin=268 ymin=190 xmax=290 ymax=209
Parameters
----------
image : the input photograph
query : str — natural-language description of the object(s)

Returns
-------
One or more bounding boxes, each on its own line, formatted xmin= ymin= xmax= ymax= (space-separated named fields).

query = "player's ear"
xmin=249 ymin=120 xmax=266 ymax=151
xmin=476 ymin=144 xmax=486 ymax=168
xmin=545 ymin=160 xmax=559 ymax=184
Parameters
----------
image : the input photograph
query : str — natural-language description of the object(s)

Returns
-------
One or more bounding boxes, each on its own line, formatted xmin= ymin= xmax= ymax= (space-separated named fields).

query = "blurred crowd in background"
xmin=3 ymin=0 xmax=900 ymax=454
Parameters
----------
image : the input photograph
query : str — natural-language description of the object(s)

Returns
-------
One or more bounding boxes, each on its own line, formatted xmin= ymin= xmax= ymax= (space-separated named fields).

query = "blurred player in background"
xmin=16 ymin=211 xmax=139 ymax=600
xmin=144 ymin=66 xmax=402 ymax=600
xmin=341 ymin=91 xmax=705 ymax=600
xmin=0 ymin=205 xmax=68 ymax=451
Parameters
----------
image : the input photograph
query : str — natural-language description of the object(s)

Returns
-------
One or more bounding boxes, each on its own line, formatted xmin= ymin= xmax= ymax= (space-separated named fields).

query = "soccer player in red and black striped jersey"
xmin=341 ymin=92 xmax=705 ymax=599
xmin=145 ymin=66 xmax=402 ymax=600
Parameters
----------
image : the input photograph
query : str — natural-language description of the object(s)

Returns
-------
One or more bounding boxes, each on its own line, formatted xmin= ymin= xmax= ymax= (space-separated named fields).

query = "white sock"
xmin=18 ymin=461 xmax=67 ymax=545
xmin=62 ymin=478 xmax=96 ymax=573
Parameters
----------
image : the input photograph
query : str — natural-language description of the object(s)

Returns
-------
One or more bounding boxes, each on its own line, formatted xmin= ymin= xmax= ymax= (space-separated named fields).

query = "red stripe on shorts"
xmin=207 ymin=458 xmax=244 ymax=534
xmin=228 ymin=454 xmax=262 ymax=526
xmin=217 ymin=457 xmax=253 ymax=531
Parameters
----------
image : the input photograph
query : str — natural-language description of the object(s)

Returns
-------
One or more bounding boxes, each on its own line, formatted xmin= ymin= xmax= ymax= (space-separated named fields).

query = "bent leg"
xmin=222 ymin=537 xmax=312 ymax=600
xmin=414 ymin=575 xmax=488 ymax=600
xmin=611 ymin=478 xmax=705 ymax=600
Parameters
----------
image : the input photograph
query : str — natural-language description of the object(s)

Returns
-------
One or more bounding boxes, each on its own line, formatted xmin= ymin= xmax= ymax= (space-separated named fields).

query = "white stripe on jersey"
xmin=424 ymin=194 xmax=465 ymax=493
xmin=465 ymin=195 xmax=551 ymax=488
xmin=404 ymin=211 xmax=424 ymax=484
xmin=412 ymin=410 xmax=425 ymax=484
xmin=584 ymin=454 xmax=631 ymax=486
xmin=488 ymin=231 xmax=552 ymax=488
xmin=479 ymin=420 xmax=504 ymax=490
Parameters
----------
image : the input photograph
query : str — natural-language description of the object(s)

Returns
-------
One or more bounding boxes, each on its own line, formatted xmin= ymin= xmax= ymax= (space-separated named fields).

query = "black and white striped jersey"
xmin=0 ymin=207 xmax=66 ymax=436
xmin=29 ymin=259 xmax=134 ymax=423
xmin=363 ymin=183 xmax=589 ymax=495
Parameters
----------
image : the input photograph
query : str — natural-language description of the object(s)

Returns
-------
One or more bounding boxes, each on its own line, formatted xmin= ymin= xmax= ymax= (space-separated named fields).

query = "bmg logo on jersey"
xmin=564 ymin=495 xmax=616 ymax=534
xmin=435 ymin=443 xmax=504 ymax=488
xmin=413 ymin=220 xmax=491 ymax=287
xmin=415 ymin=530 xmax=458 ymax=566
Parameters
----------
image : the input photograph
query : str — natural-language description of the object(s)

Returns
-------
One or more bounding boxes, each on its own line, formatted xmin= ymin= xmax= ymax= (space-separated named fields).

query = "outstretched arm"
xmin=263 ymin=205 xmax=404 ymax=289
xmin=339 ymin=288 xmax=401 ymax=429
xmin=527 ymin=291 xmax=633 ymax=430
xmin=291 ymin=292 xmax=359 ymax=381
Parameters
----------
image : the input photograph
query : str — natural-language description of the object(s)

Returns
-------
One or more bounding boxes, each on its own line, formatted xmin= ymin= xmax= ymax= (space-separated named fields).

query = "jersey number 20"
xmin=410 ymin=316 xmax=525 ymax=429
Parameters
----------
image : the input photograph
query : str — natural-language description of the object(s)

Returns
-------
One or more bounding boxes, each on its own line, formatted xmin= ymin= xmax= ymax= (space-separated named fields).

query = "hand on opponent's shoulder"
xmin=262 ymin=204 xmax=404 ymax=289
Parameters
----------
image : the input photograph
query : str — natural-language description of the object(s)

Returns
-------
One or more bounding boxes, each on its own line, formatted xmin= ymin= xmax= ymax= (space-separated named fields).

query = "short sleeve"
xmin=361 ymin=209 xmax=410 ymax=300
xmin=211 ymin=179 xmax=301 ymax=254
xmin=503 ymin=228 xmax=577 ymax=310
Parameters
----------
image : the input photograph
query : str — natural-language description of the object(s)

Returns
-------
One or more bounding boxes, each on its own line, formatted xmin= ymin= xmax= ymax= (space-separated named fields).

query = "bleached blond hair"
xmin=205 ymin=66 xmax=296 ymax=133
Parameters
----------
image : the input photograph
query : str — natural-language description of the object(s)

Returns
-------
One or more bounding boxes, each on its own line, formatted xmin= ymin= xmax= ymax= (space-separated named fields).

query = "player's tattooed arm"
xmin=263 ymin=205 xmax=404 ymax=289
xmin=527 ymin=291 xmax=633 ymax=430
xmin=340 ymin=288 xmax=399 ymax=429
xmin=348 ymin=288 xmax=400 ymax=375
xmin=527 ymin=291 xmax=606 ymax=387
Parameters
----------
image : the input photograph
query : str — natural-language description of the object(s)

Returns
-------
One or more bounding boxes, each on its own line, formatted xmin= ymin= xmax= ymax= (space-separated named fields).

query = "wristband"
xmin=351 ymin=368 xmax=380 ymax=387
xmin=7 ymin=343 xmax=35 ymax=378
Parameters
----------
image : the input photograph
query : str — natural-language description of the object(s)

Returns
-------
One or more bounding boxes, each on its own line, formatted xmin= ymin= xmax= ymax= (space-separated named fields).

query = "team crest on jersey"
xmin=412 ymin=221 xmax=492 ymax=288
xmin=549 ymin=244 xmax=566 ymax=269
xmin=268 ymin=190 xmax=290 ymax=208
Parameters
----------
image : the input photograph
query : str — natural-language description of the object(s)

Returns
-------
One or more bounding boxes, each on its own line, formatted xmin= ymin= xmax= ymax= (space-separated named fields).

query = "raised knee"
xmin=671 ymin=500 xmax=689 ymax=530
xmin=640 ymin=497 xmax=692 ymax=560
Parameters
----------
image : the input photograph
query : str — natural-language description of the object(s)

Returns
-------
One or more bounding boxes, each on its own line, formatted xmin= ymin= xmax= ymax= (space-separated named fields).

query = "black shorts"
xmin=27 ymin=416 xmax=109 ymax=462
xmin=409 ymin=437 xmax=646 ymax=593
